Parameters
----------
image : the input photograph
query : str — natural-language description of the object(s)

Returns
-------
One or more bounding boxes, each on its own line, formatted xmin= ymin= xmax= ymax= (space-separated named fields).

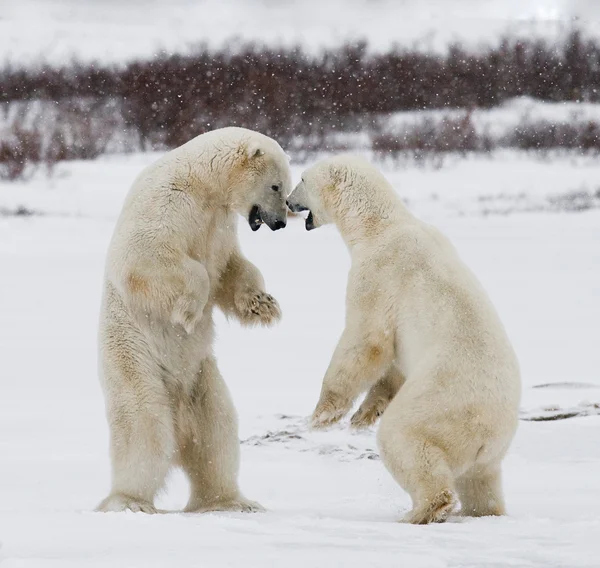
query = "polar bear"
xmin=97 ymin=127 xmax=291 ymax=514
xmin=287 ymin=155 xmax=521 ymax=524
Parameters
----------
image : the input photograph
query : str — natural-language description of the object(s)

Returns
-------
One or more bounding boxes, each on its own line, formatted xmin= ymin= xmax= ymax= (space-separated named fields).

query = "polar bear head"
xmin=225 ymin=129 xmax=292 ymax=232
xmin=287 ymin=154 xmax=397 ymax=232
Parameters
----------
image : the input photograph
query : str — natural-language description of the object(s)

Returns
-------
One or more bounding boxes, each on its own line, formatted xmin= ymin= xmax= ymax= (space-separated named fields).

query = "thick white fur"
xmin=97 ymin=127 xmax=291 ymax=514
xmin=287 ymin=155 xmax=521 ymax=524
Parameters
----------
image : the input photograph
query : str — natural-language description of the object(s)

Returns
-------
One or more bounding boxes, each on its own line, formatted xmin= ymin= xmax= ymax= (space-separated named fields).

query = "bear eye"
xmin=271 ymin=185 xmax=280 ymax=192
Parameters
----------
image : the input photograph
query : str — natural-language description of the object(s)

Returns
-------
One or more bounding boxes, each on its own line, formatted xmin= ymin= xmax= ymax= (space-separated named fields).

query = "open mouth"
xmin=248 ymin=205 xmax=263 ymax=231
xmin=249 ymin=205 xmax=286 ymax=231
xmin=285 ymin=201 xmax=314 ymax=231
xmin=286 ymin=200 xmax=308 ymax=214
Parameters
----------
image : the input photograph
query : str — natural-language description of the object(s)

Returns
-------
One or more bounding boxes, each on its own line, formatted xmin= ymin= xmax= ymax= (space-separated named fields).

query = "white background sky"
xmin=1 ymin=0 xmax=598 ymax=65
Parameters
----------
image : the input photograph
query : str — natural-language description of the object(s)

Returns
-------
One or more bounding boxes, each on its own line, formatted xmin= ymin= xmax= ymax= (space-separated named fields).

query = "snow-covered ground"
xmin=0 ymin=152 xmax=598 ymax=566
xmin=2 ymin=0 xmax=599 ymax=65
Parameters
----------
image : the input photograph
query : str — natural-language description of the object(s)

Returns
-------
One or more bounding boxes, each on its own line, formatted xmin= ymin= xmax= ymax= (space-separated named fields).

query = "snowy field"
xmin=2 ymin=0 xmax=600 ymax=65
xmin=0 ymin=152 xmax=598 ymax=566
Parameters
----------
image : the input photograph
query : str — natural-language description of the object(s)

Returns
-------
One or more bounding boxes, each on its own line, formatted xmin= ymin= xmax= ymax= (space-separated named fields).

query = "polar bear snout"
xmin=248 ymin=204 xmax=287 ymax=231
xmin=288 ymin=178 xmax=325 ymax=230
xmin=286 ymin=199 xmax=308 ymax=213
xmin=286 ymin=198 xmax=317 ymax=231
xmin=264 ymin=217 xmax=286 ymax=231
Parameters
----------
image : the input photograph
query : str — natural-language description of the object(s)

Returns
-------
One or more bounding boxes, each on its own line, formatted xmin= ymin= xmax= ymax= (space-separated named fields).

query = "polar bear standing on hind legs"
xmin=287 ymin=155 xmax=521 ymax=524
xmin=97 ymin=127 xmax=291 ymax=514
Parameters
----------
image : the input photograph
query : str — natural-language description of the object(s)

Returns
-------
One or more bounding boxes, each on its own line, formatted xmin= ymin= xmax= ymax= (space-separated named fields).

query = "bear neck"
xmin=336 ymin=211 xmax=395 ymax=248
xmin=171 ymin=173 xmax=233 ymax=214
xmin=176 ymin=139 xmax=246 ymax=210
xmin=333 ymin=192 xmax=411 ymax=249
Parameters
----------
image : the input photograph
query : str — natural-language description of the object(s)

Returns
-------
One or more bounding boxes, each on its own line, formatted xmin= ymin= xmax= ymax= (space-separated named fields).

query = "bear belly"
xmin=101 ymin=282 xmax=215 ymax=394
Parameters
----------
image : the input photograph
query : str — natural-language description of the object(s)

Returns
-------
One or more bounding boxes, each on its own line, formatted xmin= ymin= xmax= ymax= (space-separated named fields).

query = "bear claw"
xmin=311 ymin=393 xmax=351 ymax=428
xmin=236 ymin=291 xmax=281 ymax=326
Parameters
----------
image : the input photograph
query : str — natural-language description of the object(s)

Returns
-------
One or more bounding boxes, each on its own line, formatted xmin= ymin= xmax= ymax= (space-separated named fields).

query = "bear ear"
xmin=247 ymin=142 xmax=265 ymax=159
xmin=326 ymin=165 xmax=349 ymax=190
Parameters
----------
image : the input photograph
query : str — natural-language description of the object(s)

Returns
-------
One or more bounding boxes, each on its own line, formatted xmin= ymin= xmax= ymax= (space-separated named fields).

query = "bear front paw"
xmin=171 ymin=293 xmax=205 ymax=334
xmin=311 ymin=391 xmax=351 ymax=429
xmin=235 ymin=291 xmax=281 ymax=326
xmin=350 ymin=401 xmax=385 ymax=429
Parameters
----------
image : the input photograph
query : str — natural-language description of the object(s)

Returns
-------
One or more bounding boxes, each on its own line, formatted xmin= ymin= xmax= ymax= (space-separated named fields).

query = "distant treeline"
xmin=0 ymin=30 xmax=596 ymax=148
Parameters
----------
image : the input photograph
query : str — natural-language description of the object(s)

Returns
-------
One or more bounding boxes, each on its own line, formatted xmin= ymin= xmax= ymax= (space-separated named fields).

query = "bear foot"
xmin=350 ymin=402 xmax=384 ymax=429
xmin=185 ymin=497 xmax=265 ymax=514
xmin=96 ymin=493 xmax=157 ymax=514
xmin=401 ymin=489 xmax=457 ymax=525
xmin=311 ymin=391 xmax=351 ymax=429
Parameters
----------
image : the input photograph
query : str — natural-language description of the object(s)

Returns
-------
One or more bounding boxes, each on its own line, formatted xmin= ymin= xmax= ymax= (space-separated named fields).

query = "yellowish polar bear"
xmin=97 ymin=127 xmax=291 ymax=514
xmin=287 ymin=155 xmax=521 ymax=524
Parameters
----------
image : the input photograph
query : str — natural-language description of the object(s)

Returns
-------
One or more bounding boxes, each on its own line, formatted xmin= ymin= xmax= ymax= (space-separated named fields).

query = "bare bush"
xmin=1 ymin=29 xmax=600 ymax=176
xmin=372 ymin=112 xmax=493 ymax=160
xmin=44 ymin=100 xmax=119 ymax=164
xmin=0 ymin=120 xmax=42 ymax=181
xmin=508 ymin=120 xmax=600 ymax=152
xmin=371 ymin=113 xmax=600 ymax=160
xmin=1 ymin=99 xmax=139 ymax=179
xmin=1 ymin=30 xmax=598 ymax=152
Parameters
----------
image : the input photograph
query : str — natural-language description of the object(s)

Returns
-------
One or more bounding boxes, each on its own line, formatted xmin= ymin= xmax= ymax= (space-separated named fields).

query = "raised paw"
xmin=350 ymin=400 xmax=387 ymax=429
xmin=235 ymin=290 xmax=281 ymax=326
xmin=96 ymin=493 xmax=157 ymax=514
xmin=171 ymin=293 xmax=205 ymax=334
xmin=311 ymin=391 xmax=351 ymax=429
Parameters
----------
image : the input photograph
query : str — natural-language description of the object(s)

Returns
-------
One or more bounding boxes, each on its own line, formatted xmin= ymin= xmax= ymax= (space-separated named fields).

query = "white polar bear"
xmin=97 ymin=127 xmax=291 ymax=514
xmin=287 ymin=155 xmax=521 ymax=524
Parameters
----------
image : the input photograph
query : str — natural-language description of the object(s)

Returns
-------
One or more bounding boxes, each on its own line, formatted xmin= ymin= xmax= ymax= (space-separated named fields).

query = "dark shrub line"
xmin=3 ymin=110 xmax=600 ymax=181
xmin=0 ymin=30 xmax=598 ymax=148
xmin=372 ymin=112 xmax=600 ymax=160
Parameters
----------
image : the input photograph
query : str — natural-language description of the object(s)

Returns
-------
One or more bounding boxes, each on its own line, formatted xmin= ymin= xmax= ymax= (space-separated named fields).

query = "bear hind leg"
xmin=378 ymin=416 xmax=457 ymax=524
xmin=177 ymin=357 xmax=263 ymax=514
xmin=456 ymin=465 xmax=506 ymax=517
xmin=97 ymin=354 xmax=175 ymax=513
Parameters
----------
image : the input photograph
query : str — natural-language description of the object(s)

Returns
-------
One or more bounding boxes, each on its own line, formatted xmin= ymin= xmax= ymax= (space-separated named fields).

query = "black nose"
xmin=273 ymin=219 xmax=286 ymax=231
